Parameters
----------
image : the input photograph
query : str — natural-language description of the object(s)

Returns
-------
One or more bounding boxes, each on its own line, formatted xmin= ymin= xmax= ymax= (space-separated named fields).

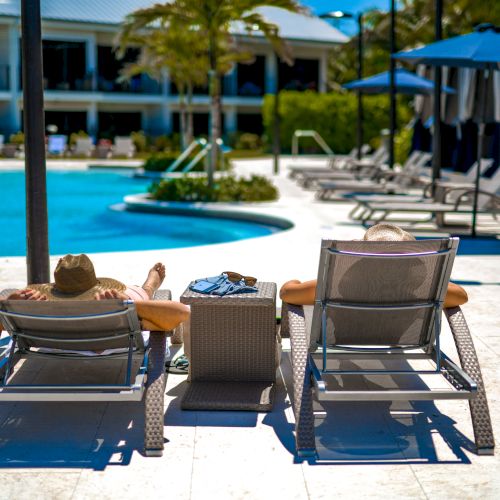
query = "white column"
xmin=318 ymin=50 xmax=328 ymax=93
xmin=8 ymin=23 xmax=21 ymax=133
xmin=265 ymin=52 xmax=277 ymax=94
xmin=162 ymin=101 xmax=173 ymax=135
xmin=86 ymin=34 xmax=97 ymax=90
xmin=87 ymin=101 xmax=97 ymax=139
xmin=224 ymin=106 xmax=237 ymax=134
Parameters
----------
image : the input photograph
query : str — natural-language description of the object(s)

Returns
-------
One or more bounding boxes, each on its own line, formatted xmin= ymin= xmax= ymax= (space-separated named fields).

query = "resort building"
xmin=0 ymin=1 xmax=347 ymax=140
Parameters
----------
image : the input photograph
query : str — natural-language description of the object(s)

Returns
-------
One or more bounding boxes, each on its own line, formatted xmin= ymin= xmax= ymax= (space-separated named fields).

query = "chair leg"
xmin=144 ymin=331 xmax=167 ymax=457
xmin=445 ymin=307 xmax=495 ymax=455
xmin=287 ymin=303 xmax=316 ymax=458
xmin=170 ymin=323 xmax=184 ymax=345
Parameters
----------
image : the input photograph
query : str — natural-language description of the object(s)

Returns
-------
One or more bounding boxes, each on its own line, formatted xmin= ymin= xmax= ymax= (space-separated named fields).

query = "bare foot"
xmin=141 ymin=263 xmax=166 ymax=299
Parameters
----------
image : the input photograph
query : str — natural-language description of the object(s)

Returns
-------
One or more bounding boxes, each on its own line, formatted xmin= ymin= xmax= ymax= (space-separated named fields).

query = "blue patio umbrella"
xmin=343 ymin=68 xmax=456 ymax=95
xmin=394 ymin=23 xmax=500 ymax=236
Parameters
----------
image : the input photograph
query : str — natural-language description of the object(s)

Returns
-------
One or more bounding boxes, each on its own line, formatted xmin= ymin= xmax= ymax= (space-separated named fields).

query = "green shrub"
xmin=149 ymin=174 xmax=278 ymax=202
xmin=262 ymin=91 xmax=412 ymax=154
xmin=143 ymin=149 xmax=231 ymax=173
xmin=394 ymin=126 xmax=413 ymax=166
xmin=131 ymin=130 xmax=148 ymax=153
xmin=143 ymin=152 xmax=195 ymax=172
xmin=69 ymin=130 xmax=89 ymax=147
xmin=234 ymin=133 xmax=263 ymax=151
xmin=9 ymin=131 xmax=24 ymax=145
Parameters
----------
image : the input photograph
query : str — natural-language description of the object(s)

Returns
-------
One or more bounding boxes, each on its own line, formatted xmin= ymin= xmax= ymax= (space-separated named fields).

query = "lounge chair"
xmin=72 ymin=137 xmax=94 ymax=157
xmin=298 ymin=146 xmax=391 ymax=188
xmin=282 ymin=238 xmax=494 ymax=458
xmin=47 ymin=135 xmax=68 ymax=156
xmin=113 ymin=137 xmax=136 ymax=158
xmin=309 ymin=151 xmax=431 ymax=193
xmin=288 ymin=145 xmax=371 ymax=180
xmin=0 ymin=289 xmax=174 ymax=457
xmin=349 ymin=159 xmax=494 ymax=221
xmin=357 ymin=164 xmax=500 ymax=228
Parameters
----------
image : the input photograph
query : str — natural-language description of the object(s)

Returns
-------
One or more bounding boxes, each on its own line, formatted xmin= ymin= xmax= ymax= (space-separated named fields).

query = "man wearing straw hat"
xmin=4 ymin=254 xmax=189 ymax=332
xmin=280 ymin=223 xmax=468 ymax=308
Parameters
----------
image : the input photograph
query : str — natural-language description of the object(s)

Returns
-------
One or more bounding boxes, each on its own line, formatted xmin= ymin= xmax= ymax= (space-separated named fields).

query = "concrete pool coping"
xmin=124 ymin=193 xmax=295 ymax=230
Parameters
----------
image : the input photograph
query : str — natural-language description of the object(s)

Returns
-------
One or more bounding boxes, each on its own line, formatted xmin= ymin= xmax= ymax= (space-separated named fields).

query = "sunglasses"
xmin=223 ymin=271 xmax=257 ymax=287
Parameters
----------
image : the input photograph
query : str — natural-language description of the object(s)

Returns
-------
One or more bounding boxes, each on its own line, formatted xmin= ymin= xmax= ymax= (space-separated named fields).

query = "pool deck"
xmin=0 ymin=157 xmax=499 ymax=499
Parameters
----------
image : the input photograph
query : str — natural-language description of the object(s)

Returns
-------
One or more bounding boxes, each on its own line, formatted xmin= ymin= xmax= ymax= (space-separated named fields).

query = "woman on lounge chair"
xmin=3 ymin=254 xmax=189 ymax=332
xmin=280 ymin=223 xmax=468 ymax=309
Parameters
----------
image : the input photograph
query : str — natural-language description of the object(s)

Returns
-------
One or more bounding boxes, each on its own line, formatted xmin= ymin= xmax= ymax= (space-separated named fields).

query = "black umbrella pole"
xmin=431 ymin=0 xmax=443 ymax=194
xmin=21 ymin=0 xmax=50 ymax=283
xmin=356 ymin=13 xmax=364 ymax=160
xmin=389 ymin=0 xmax=396 ymax=169
xmin=471 ymin=70 xmax=491 ymax=237
xmin=273 ymin=86 xmax=281 ymax=175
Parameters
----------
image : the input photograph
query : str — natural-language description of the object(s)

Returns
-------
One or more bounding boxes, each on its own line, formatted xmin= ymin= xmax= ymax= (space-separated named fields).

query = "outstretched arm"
xmin=444 ymin=282 xmax=468 ymax=309
xmin=94 ymin=289 xmax=190 ymax=331
xmin=279 ymin=279 xmax=317 ymax=306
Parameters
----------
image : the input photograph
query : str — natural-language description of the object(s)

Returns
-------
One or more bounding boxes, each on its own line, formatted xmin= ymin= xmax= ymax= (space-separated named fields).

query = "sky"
xmin=301 ymin=0 xmax=394 ymax=34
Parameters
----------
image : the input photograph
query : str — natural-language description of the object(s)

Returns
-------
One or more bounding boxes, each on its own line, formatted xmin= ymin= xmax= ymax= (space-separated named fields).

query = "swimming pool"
xmin=0 ymin=170 xmax=283 ymax=257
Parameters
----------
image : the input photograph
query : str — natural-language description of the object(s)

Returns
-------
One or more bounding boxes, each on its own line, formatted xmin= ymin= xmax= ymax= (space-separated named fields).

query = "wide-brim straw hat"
xmin=27 ymin=254 xmax=126 ymax=300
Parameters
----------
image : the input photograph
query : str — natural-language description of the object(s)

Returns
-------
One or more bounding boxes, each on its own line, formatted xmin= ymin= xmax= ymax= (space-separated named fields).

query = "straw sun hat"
xmin=28 ymin=254 xmax=126 ymax=300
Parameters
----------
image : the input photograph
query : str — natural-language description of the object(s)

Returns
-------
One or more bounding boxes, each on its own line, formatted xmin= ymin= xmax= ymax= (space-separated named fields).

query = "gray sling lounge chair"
xmin=0 ymin=290 xmax=174 ymax=457
xmin=299 ymin=147 xmax=392 ymax=189
xmin=349 ymin=159 xmax=494 ymax=221
xmin=282 ymin=239 xmax=494 ymax=458
xmin=288 ymin=145 xmax=371 ymax=181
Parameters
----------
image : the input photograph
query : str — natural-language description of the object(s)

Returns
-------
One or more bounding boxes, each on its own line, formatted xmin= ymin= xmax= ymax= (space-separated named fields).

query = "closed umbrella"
xmin=21 ymin=0 xmax=49 ymax=282
xmin=343 ymin=68 xmax=455 ymax=95
xmin=395 ymin=23 xmax=500 ymax=237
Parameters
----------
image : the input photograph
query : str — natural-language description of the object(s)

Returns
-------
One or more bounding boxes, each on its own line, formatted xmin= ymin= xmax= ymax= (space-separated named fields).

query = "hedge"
xmin=149 ymin=175 xmax=278 ymax=202
xmin=262 ymin=91 xmax=412 ymax=154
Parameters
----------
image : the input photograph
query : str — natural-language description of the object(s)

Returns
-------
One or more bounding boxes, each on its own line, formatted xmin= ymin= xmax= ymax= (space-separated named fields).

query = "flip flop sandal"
xmin=165 ymin=354 xmax=189 ymax=374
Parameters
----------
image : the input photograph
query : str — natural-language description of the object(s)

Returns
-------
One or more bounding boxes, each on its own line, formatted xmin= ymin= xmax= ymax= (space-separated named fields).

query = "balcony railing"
xmin=0 ymin=65 xmax=10 ymax=91
xmin=38 ymin=71 xmax=162 ymax=94
xmin=96 ymin=73 xmax=161 ymax=94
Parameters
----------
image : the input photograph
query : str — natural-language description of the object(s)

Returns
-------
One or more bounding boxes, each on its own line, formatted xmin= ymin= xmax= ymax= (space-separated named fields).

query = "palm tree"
xmin=119 ymin=0 xmax=304 ymax=192
xmin=117 ymin=25 xmax=209 ymax=149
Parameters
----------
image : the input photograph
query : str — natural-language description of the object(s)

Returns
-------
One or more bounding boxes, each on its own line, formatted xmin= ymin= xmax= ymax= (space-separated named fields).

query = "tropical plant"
xmin=117 ymin=23 xmax=208 ymax=149
xmin=262 ymin=91 xmax=412 ymax=153
xmin=119 ymin=0 xmax=304 ymax=194
xmin=149 ymin=174 xmax=278 ymax=202
xmin=328 ymin=0 xmax=500 ymax=86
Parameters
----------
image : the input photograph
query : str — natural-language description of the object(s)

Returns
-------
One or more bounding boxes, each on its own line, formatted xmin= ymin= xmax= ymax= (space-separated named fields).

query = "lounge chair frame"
xmin=283 ymin=239 xmax=495 ymax=458
xmin=0 ymin=290 xmax=173 ymax=456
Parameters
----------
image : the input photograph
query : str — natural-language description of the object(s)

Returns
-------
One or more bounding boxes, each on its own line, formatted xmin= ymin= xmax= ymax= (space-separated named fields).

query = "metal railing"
xmin=291 ymin=130 xmax=335 ymax=156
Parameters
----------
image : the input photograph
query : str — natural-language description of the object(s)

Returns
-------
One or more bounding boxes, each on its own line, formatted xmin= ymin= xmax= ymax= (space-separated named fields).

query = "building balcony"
xmin=39 ymin=71 xmax=162 ymax=94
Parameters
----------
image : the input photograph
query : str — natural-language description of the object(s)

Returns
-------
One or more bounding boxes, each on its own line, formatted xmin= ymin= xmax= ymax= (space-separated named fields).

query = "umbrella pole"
xmin=388 ymin=0 xmax=396 ymax=169
xmin=471 ymin=69 xmax=491 ymax=237
xmin=21 ymin=0 xmax=49 ymax=283
xmin=431 ymin=0 xmax=443 ymax=194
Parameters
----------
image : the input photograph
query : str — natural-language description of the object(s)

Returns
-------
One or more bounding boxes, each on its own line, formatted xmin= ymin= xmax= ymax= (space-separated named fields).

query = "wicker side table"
xmin=180 ymin=281 xmax=278 ymax=411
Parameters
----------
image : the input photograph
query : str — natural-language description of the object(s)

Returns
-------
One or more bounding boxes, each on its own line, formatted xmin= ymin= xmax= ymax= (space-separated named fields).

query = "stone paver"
xmin=0 ymin=157 xmax=498 ymax=499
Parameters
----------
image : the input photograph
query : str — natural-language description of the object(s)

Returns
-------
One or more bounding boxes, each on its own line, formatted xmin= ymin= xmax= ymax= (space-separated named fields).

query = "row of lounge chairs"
xmin=0 ymin=236 xmax=496 ymax=458
xmin=0 ymin=134 xmax=136 ymax=159
xmin=47 ymin=135 xmax=136 ymax=158
xmin=290 ymin=146 xmax=500 ymax=233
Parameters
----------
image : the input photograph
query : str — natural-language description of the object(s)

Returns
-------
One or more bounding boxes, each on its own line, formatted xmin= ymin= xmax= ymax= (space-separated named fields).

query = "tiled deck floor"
xmin=0 ymin=157 xmax=498 ymax=499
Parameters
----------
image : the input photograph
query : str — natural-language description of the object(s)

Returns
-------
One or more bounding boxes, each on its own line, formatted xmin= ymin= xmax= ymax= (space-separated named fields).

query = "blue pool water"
xmin=0 ymin=170 xmax=281 ymax=257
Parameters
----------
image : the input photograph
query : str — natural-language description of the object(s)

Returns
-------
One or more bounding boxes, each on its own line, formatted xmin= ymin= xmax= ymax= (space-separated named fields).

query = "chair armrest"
xmin=286 ymin=301 xmax=316 ymax=456
xmin=444 ymin=307 xmax=495 ymax=453
xmin=453 ymin=189 xmax=500 ymax=210
xmin=153 ymin=289 xmax=172 ymax=301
